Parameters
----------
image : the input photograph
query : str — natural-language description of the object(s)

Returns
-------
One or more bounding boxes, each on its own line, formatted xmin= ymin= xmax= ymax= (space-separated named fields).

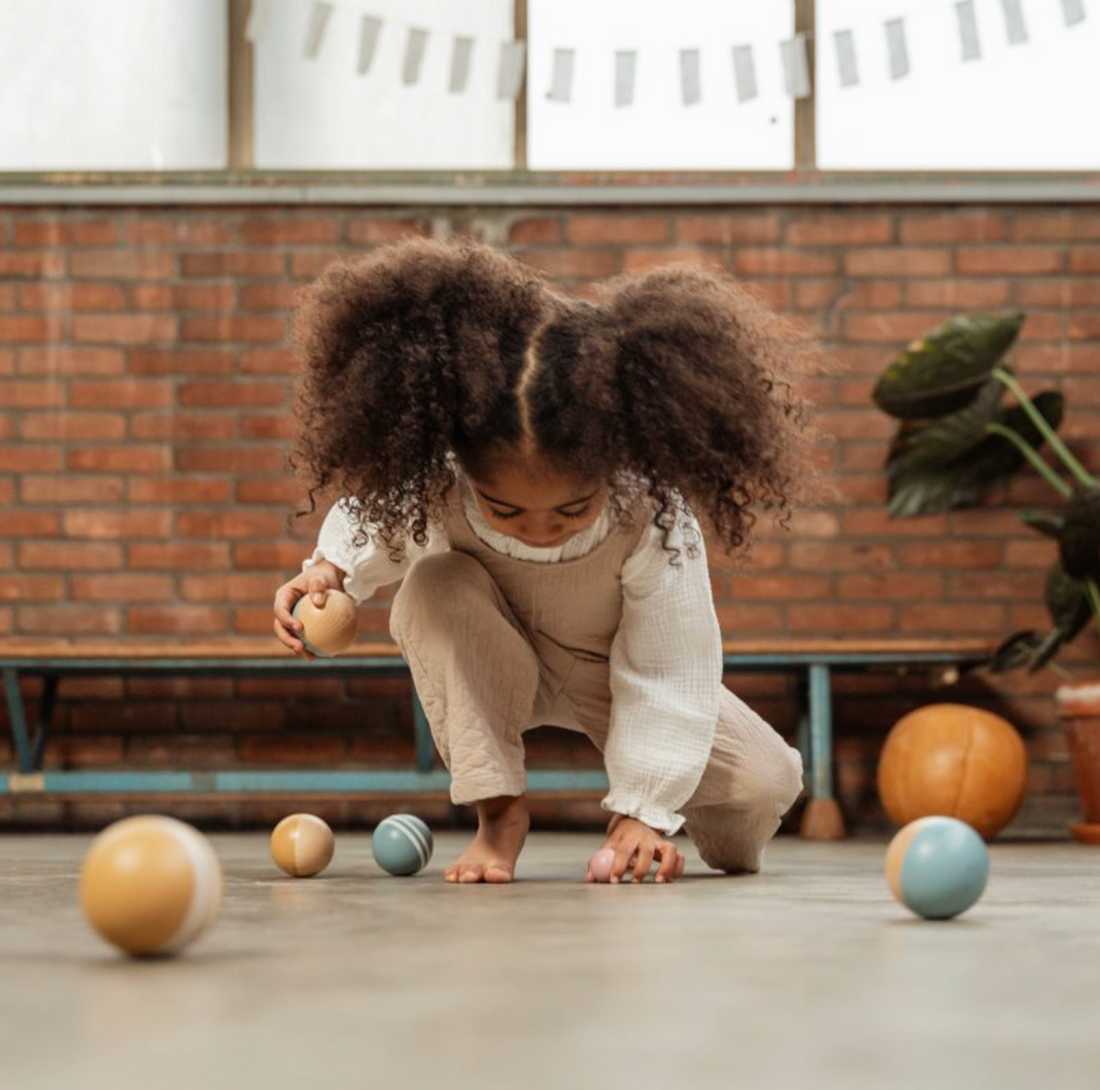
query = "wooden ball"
xmin=292 ymin=589 xmax=358 ymax=657
xmin=79 ymin=815 xmax=223 ymax=957
xmin=271 ymin=813 xmax=335 ymax=877
xmin=877 ymin=702 xmax=1028 ymax=840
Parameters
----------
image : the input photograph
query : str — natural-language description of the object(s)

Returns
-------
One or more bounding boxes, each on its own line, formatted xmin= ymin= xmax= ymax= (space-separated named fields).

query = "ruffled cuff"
xmin=600 ymin=793 xmax=685 ymax=837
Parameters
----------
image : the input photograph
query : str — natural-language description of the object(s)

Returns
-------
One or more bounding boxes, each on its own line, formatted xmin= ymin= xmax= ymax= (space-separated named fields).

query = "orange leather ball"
xmin=876 ymin=702 xmax=1028 ymax=840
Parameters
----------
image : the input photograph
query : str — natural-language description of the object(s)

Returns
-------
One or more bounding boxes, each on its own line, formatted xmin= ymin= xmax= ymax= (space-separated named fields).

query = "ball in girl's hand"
xmin=292 ymin=589 xmax=358 ymax=656
xmin=589 ymin=847 xmax=617 ymax=883
xmin=372 ymin=814 xmax=433 ymax=876
xmin=885 ymin=815 xmax=990 ymax=920
xmin=271 ymin=813 xmax=335 ymax=878
xmin=79 ymin=815 xmax=223 ymax=957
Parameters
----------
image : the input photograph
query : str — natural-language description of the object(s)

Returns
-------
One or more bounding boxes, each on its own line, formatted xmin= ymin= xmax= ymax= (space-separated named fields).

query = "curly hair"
xmin=291 ymin=234 xmax=836 ymax=566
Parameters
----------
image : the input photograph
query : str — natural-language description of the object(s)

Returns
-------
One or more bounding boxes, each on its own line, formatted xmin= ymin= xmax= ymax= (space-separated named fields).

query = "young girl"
xmin=273 ymin=235 xmax=831 ymax=885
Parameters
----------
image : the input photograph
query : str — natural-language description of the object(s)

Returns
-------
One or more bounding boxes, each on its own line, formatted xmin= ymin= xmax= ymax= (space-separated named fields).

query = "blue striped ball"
xmin=371 ymin=814 xmax=434 ymax=876
xmin=885 ymin=815 xmax=989 ymax=920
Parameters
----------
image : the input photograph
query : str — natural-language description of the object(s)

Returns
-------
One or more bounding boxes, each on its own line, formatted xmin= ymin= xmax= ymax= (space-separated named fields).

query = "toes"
xmin=485 ymin=862 xmax=513 ymax=884
xmin=459 ymin=864 xmax=485 ymax=883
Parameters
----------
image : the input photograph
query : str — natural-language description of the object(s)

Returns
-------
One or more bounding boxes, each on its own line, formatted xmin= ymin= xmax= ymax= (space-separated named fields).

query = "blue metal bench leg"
xmin=412 ymin=687 xmax=435 ymax=773
xmin=799 ymin=663 xmax=846 ymax=840
xmin=3 ymin=669 xmax=58 ymax=774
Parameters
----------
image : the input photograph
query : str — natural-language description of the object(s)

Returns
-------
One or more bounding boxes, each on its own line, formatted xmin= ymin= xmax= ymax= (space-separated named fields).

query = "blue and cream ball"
xmin=885 ymin=815 xmax=989 ymax=920
xmin=371 ymin=814 xmax=433 ymax=876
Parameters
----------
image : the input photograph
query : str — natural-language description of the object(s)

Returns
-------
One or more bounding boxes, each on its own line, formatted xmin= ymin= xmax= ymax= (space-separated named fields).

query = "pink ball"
xmin=589 ymin=847 xmax=617 ymax=883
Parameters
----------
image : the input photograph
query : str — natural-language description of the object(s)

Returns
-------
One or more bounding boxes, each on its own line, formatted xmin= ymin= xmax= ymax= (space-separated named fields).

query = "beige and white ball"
xmin=292 ymin=589 xmax=358 ymax=657
xmin=79 ymin=815 xmax=223 ymax=957
xmin=270 ymin=813 xmax=335 ymax=878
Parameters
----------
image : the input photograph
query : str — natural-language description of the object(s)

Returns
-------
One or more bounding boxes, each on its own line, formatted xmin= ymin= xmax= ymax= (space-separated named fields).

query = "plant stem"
xmin=990 ymin=366 xmax=1098 ymax=489
xmin=985 ymin=422 xmax=1073 ymax=500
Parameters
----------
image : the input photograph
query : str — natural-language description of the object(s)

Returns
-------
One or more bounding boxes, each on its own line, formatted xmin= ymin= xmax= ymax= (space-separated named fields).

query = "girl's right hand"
xmin=273 ymin=560 xmax=347 ymax=660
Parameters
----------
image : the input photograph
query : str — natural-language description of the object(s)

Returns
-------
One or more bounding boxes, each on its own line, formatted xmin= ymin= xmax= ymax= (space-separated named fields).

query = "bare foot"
xmin=444 ymin=795 xmax=530 ymax=884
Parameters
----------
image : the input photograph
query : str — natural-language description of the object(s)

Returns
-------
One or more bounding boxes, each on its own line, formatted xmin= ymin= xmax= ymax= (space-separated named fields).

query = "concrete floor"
xmin=1 ymin=832 xmax=1098 ymax=1090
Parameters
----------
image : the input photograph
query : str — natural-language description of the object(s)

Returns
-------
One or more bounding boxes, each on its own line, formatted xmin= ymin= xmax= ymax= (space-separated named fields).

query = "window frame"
xmin=2 ymin=0 xmax=1099 ymax=205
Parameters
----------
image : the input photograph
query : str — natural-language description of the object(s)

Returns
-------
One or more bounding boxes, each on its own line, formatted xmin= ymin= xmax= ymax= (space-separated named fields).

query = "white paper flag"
xmin=780 ymin=34 xmax=811 ymax=99
xmin=885 ymin=18 xmax=910 ymax=79
xmin=680 ymin=48 xmax=701 ymax=106
xmin=304 ymin=2 xmax=333 ymax=59
xmin=1062 ymin=0 xmax=1087 ymax=26
xmin=1001 ymin=0 xmax=1028 ymax=44
xmin=732 ymin=44 xmax=757 ymax=102
xmin=546 ymin=47 xmax=573 ymax=102
xmin=357 ymin=16 xmax=382 ymax=76
xmin=449 ymin=36 xmax=474 ymax=93
xmin=403 ymin=27 xmax=429 ymax=85
xmin=615 ymin=50 xmax=637 ymax=107
xmin=497 ymin=41 xmax=526 ymax=99
xmin=955 ymin=1 xmax=981 ymax=60
xmin=834 ymin=29 xmax=859 ymax=87
xmin=245 ymin=0 xmax=270 ymax=44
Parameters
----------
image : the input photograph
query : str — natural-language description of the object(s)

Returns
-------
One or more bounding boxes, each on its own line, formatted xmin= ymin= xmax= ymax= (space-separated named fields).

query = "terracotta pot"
xmin=1054 ymin=679 xmax=1100 ymax=844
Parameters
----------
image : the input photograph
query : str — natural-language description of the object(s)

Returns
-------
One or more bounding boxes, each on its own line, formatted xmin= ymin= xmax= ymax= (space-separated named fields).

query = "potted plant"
xmin=872 ymin=310 xmax=1100 ymax=843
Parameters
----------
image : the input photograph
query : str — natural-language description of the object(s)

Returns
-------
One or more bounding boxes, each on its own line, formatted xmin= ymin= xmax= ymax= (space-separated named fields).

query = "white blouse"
xmin=302 ymin=479 xmax=723 ymax=836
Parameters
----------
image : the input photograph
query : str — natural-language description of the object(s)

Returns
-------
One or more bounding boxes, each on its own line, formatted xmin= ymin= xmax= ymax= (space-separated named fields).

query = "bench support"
xmin=3 ymin=668 xmax=55 ymax=775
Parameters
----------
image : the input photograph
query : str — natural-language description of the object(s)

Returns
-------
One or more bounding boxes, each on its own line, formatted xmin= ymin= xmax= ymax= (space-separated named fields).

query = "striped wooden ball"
xmin=885 ymin=815 xmax=989 ymax=920
xmin=371 ymin=814 xmax=433 ymax=876
xmin=292 ymin=590 xmax=358 ymax=657
xmin=79 ymin=815 xmax=223 ymax=957
xmin=270 ymin=813 xmax=335 ymax=878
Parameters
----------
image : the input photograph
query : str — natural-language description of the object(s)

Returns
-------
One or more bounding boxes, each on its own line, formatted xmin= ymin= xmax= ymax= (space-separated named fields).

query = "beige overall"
xmin=388 ymin=480 xmax=804 ymax=874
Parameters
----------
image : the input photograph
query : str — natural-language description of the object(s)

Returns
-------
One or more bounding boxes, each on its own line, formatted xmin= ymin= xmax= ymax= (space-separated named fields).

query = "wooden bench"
xmin=0 ymin=636 xmax=994 ymax=840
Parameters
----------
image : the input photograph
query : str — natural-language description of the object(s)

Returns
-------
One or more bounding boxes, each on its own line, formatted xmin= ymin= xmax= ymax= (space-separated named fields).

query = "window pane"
xmin=254 ymin=0 xmax=514 ymax=169
xmin=527 ymin=0 xmax=795 ymax=170
xmin=817 ymin=0 xmax=1100 ymax=169
xmin=0 ymin=0 xmax=226 ymax=171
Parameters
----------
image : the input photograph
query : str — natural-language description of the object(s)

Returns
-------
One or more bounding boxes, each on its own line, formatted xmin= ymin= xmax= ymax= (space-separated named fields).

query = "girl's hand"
xmin=272 ymin=560 xmax=347 ymax=660
xmin=587 ymin=813 xmax=686 ymax=884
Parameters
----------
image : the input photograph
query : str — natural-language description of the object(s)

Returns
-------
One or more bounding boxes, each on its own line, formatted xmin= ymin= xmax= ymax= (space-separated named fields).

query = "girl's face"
xmin=465 ymin=459 xmax=607 ymax=548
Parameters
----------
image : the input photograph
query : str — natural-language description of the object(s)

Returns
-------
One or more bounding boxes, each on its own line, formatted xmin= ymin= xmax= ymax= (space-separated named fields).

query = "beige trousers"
xmin=389 ymin=551 xmax=805 ymax=874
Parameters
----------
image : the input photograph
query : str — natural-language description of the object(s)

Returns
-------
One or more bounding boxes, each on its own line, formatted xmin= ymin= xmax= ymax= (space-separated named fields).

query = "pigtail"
xmin=290 ymin=236 xmax=546 ymax=558
xmin=588 ymin=262 xmax=839 ymax=563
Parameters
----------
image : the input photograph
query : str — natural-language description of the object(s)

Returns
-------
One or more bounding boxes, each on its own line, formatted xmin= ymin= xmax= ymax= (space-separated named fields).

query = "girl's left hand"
xmin=587 ymin=814 xmax=686 ymax=884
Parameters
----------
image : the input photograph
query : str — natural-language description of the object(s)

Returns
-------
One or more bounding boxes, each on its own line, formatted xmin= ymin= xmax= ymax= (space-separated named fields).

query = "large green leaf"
xmin=885 ymin=389 xmax=1064 ymax=517
xmin=1059 ymin=486 xmax=1100 ymax=581
xmin=873 ymin=310 xmax=1025 ymax=420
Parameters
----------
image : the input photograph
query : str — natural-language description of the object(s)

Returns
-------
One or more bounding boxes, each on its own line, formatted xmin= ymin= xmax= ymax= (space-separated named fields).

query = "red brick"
xmin=238 ymin=348 xmax=299 ymax=374
xmin=346 ymin=219 xmax=429 ymax=244
xmin=898 ymin=212 xmax=1006 ymax=244
xmin=71 ymin=380 xmax=174 ymax=409
xmin=844 ymin=248 xmax=952 ymax=277
xmin=565 ymin=215 xmax=669 ymax=245
xmin=675 ymin=214 xmax=781 ymax=244
xmin=46 ymin=736 xmax=126 ymax=766
xmin=233 ymin=606 xmax=281 ymax=633
xmin=181 ymin=252 xmax=286 ymax=277
xmin=68 ymin=446 xmax=171 ymax=473
xmin=127 ymin=219 xmax=233 ymax=245
xmin=0 ymin=574 xmax=65 ymax=601
xmin=904 ymin=279 xmax=1011 ymax=308
xmin=236 ymin=735 xmax=348 ymax=765
xmin=232 ymin=542 xmax=309 ymax=568
xmin=837 ymin=572 xmax=945 ymax=600
xmin=897 ymin=541 xmax=1003 ymax=567
xmin=841 ymin=312 xmax=952 ymax=343
xmin=623 ymin=248 xmax=728 ymax=273
xmin=238 ymin=283 xmax=299 ymax=311
xmin=130 ymin=283 xmax=235 ymax=311
xmin=180 ymin=315 xmax=287 ymax=344
xmin=180 ymin=701 xmax=286 ymax=732
xmin=69 ymin=283 xmax=127 ymax=310
xmin=17 ymin=347 xmax=124 ymax=376
xmin=0 ymin=511 xmax=62 ymax=536
xmin=236 ymin=478 xmax=304 ymax=504
xmin=507 ymin=217 xmax=562 ymax=244
xmin=63 ymin=510 xmax=172 ymax=539
xmin=175 ymin=447 xmax=286 ymax=473
xmin=514 ymin=249 xmax=619 ymax=278
xmin=0 ymin=446 xmax=64 ymax=472
xmin=0 ymin=380 xmax=65 ymax=408
xmin=70 ymin=251 xmax=175 ymax=279
xmin=1011 ymin=211 xmax=1100 ymax=241
xmin=73 ymin=314 xmax=179 ymax=345
xmin=19 ymin=412 xmax=125 ymax=441
xmin=129 ymin=412 xmax=235 ymax=441
xmin=786 ymin=603 xmax=895 ymax=634
xmin=178 ymin=381 xmax=286 ymax=408
xmin=956 ymin=247 xmax=1063 ymax=275
xmin=18 ymin=541 xmax=122 ymax=570
xmin=0 ymin=315 xmax=62 ymax=343
xmin=239 ymin=219 xmax=340 ymax=245
xmin=17 ymin=604 xmax=122 ymax=635
xmin=71 ymin=574 xmax=175 ymax=600
xmin=0 ymin=252 xmax=66 ymax=279
xmin=898 ymin=603 xmax=1006 ymax=633
xmin=21 ymin=474 xmax=124 ymax=504
xmin=180 ymin=573 xmax=282 ymax=601
xmin=128 ymin=542 xmax=230 ymax=569
xmin=1071 ymin=249 xmax=1100 ymax=274
xmin=786 ymin=214 xmax=893 ymax=246
xmin=736 ymin=249 xmax=840 ymax=276
xmin=127 ymin=476 xmax=232 ymax=504
xmin=16 ymin=283 xmax=77 ymax=310
xmin=70 ymin=701 xmax=178 ymax=733
xmin=177 ymin=511 xmax=285 ymax=538
xmin=129 ymin=349 xmax=235 ymax=375
xmin=239 ymin=413 xmax=295 ymax=440
xmin=127 ymin=605 xmax=229 ymax=634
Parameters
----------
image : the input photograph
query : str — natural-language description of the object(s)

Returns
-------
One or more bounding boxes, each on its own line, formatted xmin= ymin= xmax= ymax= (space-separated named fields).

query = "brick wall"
xmin=2 ymin=203 xmax=1100 ymax=834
